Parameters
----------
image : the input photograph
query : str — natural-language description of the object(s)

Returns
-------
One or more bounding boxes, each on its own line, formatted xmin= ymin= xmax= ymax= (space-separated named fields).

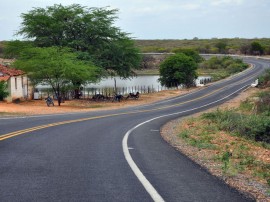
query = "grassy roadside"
xmin=197 ymin=68 xmax=233 ymax=81
xmin=162 ymin=87 xmax=270 ymax=201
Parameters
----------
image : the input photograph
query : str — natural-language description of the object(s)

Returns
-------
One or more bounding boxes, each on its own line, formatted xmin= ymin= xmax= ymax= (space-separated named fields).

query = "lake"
xmin=36 ymin=75 xmax=211 ymax=96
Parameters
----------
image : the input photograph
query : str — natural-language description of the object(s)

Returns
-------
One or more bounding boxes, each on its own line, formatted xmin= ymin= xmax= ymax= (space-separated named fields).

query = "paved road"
xmin=0 ymin=57 xmax=269 ymax=201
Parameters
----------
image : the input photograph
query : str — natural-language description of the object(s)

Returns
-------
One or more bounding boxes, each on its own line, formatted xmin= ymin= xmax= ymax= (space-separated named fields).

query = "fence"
xmin=35 ymin=84 xmax=180 ymax=100
xmin=35 ymin=77 xmax=212 ymax=100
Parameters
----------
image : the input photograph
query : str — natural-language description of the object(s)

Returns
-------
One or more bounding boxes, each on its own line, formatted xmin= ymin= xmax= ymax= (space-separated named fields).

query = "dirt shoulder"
xmin=1 ymin=85 xmax=268 ymax=200
xmin=0 ymin=89 xmax=197 ymax=116
xmin=161 ymin=87 xmax=270 ymax=202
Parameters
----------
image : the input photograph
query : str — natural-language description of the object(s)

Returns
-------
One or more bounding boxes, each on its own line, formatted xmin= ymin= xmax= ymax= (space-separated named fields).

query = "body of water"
xmin=86 ymin=75 xmax=211 ymax=89
xmin=87 ymin=75 xmax=160 ymax=89
xmin=36 ymin=75 xmax=211 ymax=96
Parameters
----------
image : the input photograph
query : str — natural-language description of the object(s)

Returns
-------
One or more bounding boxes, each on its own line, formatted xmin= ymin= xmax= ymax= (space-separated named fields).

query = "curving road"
xmin=0 ymin=57 xmax=269 ymax=202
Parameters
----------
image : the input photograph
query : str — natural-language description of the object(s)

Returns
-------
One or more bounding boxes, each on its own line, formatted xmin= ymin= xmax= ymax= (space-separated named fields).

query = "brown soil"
xmin=0 ymin=89 xmax=195 ymax=115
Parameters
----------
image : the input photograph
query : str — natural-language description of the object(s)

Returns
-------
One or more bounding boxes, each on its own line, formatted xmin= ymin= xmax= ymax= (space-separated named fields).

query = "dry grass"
xmin=161 ymin=87 xmax=270 ymax=201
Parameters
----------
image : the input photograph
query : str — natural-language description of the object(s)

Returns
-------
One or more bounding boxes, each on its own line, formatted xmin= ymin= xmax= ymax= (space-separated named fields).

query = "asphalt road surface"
xmin=0 ymin=57 xmax=269 ymax=202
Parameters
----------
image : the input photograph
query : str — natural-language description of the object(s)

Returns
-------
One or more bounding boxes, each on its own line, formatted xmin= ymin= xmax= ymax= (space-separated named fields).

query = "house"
xmin=0 ymin=64 xmax=32 ymax=102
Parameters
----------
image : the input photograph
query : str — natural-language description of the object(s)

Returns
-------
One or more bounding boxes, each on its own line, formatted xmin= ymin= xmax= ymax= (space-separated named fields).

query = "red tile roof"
xmin=0 ymin=64 xmax=24 ymax=76
xmin=0 ymin=76 xmax=10 ymax=82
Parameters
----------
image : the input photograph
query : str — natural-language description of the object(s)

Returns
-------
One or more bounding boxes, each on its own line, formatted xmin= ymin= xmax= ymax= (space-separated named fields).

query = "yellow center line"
xmin=0 ymin=72 xmax=255 ymax=141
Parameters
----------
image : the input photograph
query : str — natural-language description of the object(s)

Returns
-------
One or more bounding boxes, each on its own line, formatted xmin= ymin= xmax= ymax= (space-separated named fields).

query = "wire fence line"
xmin=35 ymin=84 xmax=181 ymax=100
xmin=35 ymin=77 xmax=212 ymax=100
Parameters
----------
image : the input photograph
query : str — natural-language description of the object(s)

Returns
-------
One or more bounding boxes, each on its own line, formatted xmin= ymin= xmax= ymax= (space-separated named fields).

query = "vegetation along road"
xmin=0 ymin=57 xmax=269 ymax=201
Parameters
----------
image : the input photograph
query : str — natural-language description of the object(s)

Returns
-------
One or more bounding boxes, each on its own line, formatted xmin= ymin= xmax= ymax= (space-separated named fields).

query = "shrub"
xmin=199 ymin=56 xmax=248 ymax=74
xmin=202 ymin=110 xmax=270 ymax=143
xmin=0 ymin=81 xmax=9 ymax=101
xmin=258 ymin=69 xmax=270 ymax=87
xmin=254 ymin=90 xmax=270 ymax=115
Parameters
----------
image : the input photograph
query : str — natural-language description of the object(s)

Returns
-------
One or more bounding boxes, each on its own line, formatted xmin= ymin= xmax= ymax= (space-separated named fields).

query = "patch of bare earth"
xmin=161 ymin=87 xmax=270 ymax=202
xmin=0 ymin=89 xmax=196 ymax=115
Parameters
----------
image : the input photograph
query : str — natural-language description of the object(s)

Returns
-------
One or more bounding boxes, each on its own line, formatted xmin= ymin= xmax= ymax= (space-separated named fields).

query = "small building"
xmin=0 ymin=64 xmax=32 ymax=102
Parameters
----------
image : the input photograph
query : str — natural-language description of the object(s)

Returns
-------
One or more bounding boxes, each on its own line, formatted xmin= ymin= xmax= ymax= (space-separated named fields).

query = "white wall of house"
xmin=6 ymin=75 xmax=32 ymax=102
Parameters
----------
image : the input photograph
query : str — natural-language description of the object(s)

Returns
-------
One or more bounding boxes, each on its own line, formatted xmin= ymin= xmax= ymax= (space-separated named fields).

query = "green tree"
xmin=17 ymin=4 xmax=141 ymax=88
xmin=215 ymin=40 xmax=227 ymax=54
xmin=0 ymin=81 xmax=9 ymax=101
xmin=97 ymin=38 xmax=141 ymax=90
xmin=4 ymin=40 xmax=34 ymax=58
xmin=159 ymin=53 xmax=198 ymax=88
xmin=250 ymin=41 xmax=264 ymax=55
xmin=13 ymin=47 xmax=100 ymax=106
xmin=173 ymin=48 xmax=204 ymax=63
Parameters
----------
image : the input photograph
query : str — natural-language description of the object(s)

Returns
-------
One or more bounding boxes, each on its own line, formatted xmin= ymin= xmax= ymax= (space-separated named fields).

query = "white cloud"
xmin=181 ymin=3 xmax=201 ymax=10
xmin=210 ymin=0 xmax=244 ymax=6
xmin=0 ymin=0 xmax=269 ymax=40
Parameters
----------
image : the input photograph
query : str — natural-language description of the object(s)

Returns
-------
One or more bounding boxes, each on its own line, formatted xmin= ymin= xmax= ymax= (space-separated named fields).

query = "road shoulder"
xmin=161 ymin=87 xmax=270 ymax=202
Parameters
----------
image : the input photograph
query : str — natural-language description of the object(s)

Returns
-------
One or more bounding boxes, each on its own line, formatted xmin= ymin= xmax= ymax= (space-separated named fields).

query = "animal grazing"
xmin=112 ymin=94 xmax=124 ymax=102
xmin=126 ymin=92 xmax=140 ymax=100
xmin=92 ymin=94 xmax=105 ymax=101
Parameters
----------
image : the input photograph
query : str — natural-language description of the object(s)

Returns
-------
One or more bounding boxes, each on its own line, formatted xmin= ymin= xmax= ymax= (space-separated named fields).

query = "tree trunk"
xmin=56 ymin=85 xmax=61 ymax=106
xmin=114 ymin=78 xmax=117 ymax=94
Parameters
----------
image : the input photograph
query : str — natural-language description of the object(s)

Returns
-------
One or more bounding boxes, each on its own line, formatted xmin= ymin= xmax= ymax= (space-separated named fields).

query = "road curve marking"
xmin=0 ymin=74 xmax=254 ymax=142
xmin=0 ymin=69 xmax=258 ymax=142
xmin=122 ymin=84 xmax=249 ymax=202
xmin=123 ymin=123 xmax=165 ymax=202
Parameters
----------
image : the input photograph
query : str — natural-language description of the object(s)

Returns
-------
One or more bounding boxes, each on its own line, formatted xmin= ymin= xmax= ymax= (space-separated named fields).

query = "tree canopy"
xmin=250 ymin=41 xmax=264 ymax=55
xmin=13 ymin=46 xmax=100 ymax=105
xmin=17 ymin=4 xmax=141 ymax=80
xmin=172 ymin=48 xmax=204 ymax=63
xmin=159 ymin=53 xmax=198 ymax=88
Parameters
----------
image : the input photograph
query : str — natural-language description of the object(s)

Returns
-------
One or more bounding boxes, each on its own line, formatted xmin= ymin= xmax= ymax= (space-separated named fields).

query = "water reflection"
xmin=87 ymin=76 xmax=160 ymax=88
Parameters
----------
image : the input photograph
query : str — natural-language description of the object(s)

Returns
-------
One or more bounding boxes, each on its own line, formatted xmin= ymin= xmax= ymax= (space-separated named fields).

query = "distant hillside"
xmin=2 ymin=38 xmax=270 ymax=56
xmin=134 ymin=38 xmax=270 ymax=55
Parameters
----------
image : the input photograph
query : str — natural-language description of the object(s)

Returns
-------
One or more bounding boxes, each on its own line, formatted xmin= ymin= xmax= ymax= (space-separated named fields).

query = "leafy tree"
xmin=4 ymin=40 xmax=34 ymax=58
xmin=13 ymin=47 xmax=100 ymax=106
xmin=215 ymin=40 xmax=227 ymax=54
xmin=0 ymin=81 xmax=9 ymax=101
xmin=159 ymin=53 xmax=198 ymax=88
xmin=265 ymin=46 xmax=270 ymax=55
xmin=17 ymin=4 xmax=141 ymax=88
xmin=250 ymin=41 xmax=264 ymax=55
xmin=95 ymin=37 xmax=141 ymax=90
xmin=173 ymin=48 xmax=204 ymax=63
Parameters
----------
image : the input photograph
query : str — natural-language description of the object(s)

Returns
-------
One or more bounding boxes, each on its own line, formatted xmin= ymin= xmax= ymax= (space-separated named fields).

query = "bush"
xmin=159 ymin=53 xmax=198 ymax=88
xmin=199 ymin=56 xmax=248 ymax=73
xmin=202 ymin=110 xmax=270 ymax=143
xmin=259 ymin=69 xmax=270 ymax=87
xmin=0 ymin=81 xmax=9 ymax=101
xmin=255 ymin=90 xmax=270 ymax=115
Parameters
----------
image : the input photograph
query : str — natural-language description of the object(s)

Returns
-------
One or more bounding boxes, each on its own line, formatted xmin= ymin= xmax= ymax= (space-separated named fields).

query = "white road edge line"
xmin=122 ymin=84 xmax=249 ymax=202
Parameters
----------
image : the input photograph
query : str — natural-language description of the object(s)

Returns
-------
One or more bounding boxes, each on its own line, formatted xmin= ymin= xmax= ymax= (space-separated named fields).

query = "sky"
xmin=0 ymin=0 xmax=269 ymax=40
